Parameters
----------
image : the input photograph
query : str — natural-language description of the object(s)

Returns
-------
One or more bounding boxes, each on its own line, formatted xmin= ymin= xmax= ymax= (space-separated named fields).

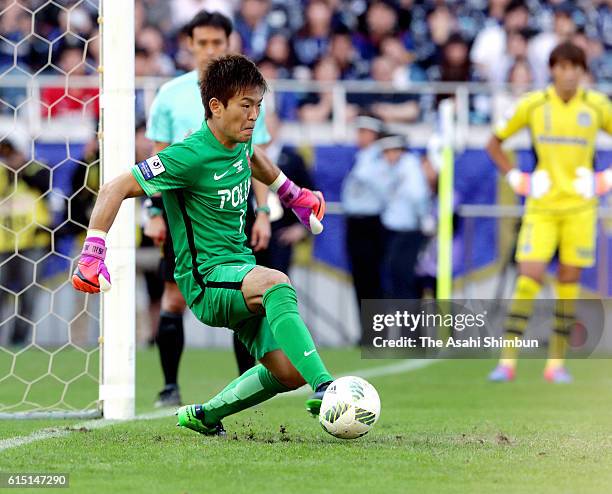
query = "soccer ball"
xmin=319 ymin=376 xmax=380 ymax=439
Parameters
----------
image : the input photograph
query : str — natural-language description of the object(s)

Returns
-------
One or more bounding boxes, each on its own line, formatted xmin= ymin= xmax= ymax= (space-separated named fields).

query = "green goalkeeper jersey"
xmin=131 ymin=120 xmax=255 ymax=306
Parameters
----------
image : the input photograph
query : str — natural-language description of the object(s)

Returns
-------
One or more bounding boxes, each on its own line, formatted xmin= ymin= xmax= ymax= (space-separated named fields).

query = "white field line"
xmin=0 ymin=359 xmax=438 ymax=453
xmin=281 ymin=358 xmax=438 ymax=398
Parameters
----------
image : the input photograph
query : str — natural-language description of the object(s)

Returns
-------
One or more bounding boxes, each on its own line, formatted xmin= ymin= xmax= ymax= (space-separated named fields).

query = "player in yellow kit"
xmin=486 ymin=42 xmax=612 ymax=383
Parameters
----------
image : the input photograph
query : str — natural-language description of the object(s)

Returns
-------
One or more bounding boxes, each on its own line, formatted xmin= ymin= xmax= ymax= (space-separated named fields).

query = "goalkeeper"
xmin=486 ymin=41 xmax=612 ymax=383
xmin=72 ymin=54 xmax=333 ymax=435
xmin=144 ymin=10 xmax=271 ymax=408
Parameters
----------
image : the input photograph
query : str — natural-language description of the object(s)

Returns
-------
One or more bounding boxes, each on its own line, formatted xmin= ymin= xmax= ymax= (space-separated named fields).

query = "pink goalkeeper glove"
xmin=72 ymin=235 xmax=112 ymax=293
xmin=273 ymin=173 xmax=325 ymax=234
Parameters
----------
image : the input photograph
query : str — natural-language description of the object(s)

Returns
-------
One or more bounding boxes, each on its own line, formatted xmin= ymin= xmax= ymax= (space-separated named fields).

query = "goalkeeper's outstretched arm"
xmin=88 ymin=172 xmax=145 ymax=232
xmin=72 ymin=172 xmax=145 ymax=294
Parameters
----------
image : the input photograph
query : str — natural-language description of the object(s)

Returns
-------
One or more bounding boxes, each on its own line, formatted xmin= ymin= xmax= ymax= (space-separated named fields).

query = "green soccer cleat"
xmin=175 ymin=404 xmax=226 ymax=436
xmin=306 ymin=381 xmax=333 ymax=417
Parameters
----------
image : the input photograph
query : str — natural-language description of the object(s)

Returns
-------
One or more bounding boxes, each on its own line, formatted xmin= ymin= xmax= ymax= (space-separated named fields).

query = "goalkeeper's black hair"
xmin=200 ymin=54 xmax=268 ymax=119
xmin=185 ymin=10 xmax=233 ymax=39
xmin=548 ymin=41 xmax=587 ymax=70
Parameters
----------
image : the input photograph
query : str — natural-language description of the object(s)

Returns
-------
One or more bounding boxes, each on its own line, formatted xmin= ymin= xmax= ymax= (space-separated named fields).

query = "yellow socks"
xmin=500 ymin=275 xmax=541 ymax=369
xmin=546 ymin=282 xmax=579 ymax=371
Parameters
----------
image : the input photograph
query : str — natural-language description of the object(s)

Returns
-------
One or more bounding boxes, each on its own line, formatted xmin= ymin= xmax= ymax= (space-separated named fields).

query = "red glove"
xmin=72 ymin=236 xmax=112 ymax=293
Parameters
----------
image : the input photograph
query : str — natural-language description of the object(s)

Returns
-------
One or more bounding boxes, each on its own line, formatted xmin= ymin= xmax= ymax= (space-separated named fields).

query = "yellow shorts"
xmin=515 ymin=207 xmax=597 ymax=267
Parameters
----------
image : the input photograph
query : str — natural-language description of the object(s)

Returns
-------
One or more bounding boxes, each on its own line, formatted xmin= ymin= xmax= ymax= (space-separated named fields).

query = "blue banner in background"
xmin=35 ymin=142 xmax=86 ymax=194
xmin=33 ymin=143 xmax=87 ymax=277
xmin=32 ymin=142 xmax=612 ymax=296
xmin=311 ymin=145 xmax=355 ymax=273
xmin=310 ymin=145 xmax=612 ymax=297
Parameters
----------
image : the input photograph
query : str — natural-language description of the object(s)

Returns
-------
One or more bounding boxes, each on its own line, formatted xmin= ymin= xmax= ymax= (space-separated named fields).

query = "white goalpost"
xmin=99 ymin=0 xmax=135 ymax=420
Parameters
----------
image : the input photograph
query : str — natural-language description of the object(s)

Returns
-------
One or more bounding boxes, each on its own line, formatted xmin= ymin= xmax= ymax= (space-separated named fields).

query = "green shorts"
xmin=190 ymin=263 xmax=281 ymax=361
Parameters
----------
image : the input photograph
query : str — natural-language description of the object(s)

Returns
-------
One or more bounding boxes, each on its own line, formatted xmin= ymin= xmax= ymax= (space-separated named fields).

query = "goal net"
xmin=0 ymin=0 xmax=135 ymax=419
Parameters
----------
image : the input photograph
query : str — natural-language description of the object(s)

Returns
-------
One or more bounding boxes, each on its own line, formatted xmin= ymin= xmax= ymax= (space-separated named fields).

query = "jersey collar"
xmin=202 ymin=120 xmax=243 ymax=155
xmin=547 ymin=85 xmax=584 ymax=105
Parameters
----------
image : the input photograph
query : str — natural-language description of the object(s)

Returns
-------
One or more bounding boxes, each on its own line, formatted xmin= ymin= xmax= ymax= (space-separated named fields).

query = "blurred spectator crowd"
xmin=0 ymin=0 xmax=610 ymax=124
xmin=141 ymin=0 xmax=612 ymax=88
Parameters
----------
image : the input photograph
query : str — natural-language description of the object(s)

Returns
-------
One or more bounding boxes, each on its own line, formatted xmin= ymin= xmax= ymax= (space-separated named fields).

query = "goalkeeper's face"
xmin=189 ymin=26 xmax=230 ymax=73
xmin=215 ymin=87 xmax=264 ymax=144
xmin=551 ymin=60 xmax=583 ymax=95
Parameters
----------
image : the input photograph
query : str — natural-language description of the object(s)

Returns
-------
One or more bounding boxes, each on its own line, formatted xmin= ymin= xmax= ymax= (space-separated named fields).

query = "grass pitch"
xmin=1 ymin=348 xmax=612 ymax=493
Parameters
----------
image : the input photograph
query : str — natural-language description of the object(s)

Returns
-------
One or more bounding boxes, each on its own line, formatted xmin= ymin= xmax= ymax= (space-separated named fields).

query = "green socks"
xmin=263 ymin=283 xmax=333 ymax=390
xmin=201 ymin=283 xmax=333 ymax=425
xmin=202 ymin=364 xmax=290 ymax=426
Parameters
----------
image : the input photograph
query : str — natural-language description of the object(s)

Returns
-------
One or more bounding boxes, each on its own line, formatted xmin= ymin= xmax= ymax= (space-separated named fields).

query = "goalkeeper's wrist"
xmin=83 ymin=231 xmax=107 ymax=259
xmin=270 ymin=172 xmax=301 ymax=205
xmin=87 ymin=229 xmax=107 ymax=240
xmin=505 ymin=168 xmax=525 ymax=190
xmin=505 ymin=168 xmax=521 ymax=182
xmin=269 ymin=171 xmax=288 ymax=192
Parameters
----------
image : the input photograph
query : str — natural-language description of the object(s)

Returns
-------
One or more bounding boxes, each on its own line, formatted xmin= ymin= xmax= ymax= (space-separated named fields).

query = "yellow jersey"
xmin=0 ymin=166 xmax=51 ymax=253
xmin=494 ymin=85 xmax=612 ymax=212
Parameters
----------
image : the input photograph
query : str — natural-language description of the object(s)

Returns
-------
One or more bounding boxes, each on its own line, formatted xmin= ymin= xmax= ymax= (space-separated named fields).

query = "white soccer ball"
xmin=319 ymin=376 xmax=380 ymax=439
